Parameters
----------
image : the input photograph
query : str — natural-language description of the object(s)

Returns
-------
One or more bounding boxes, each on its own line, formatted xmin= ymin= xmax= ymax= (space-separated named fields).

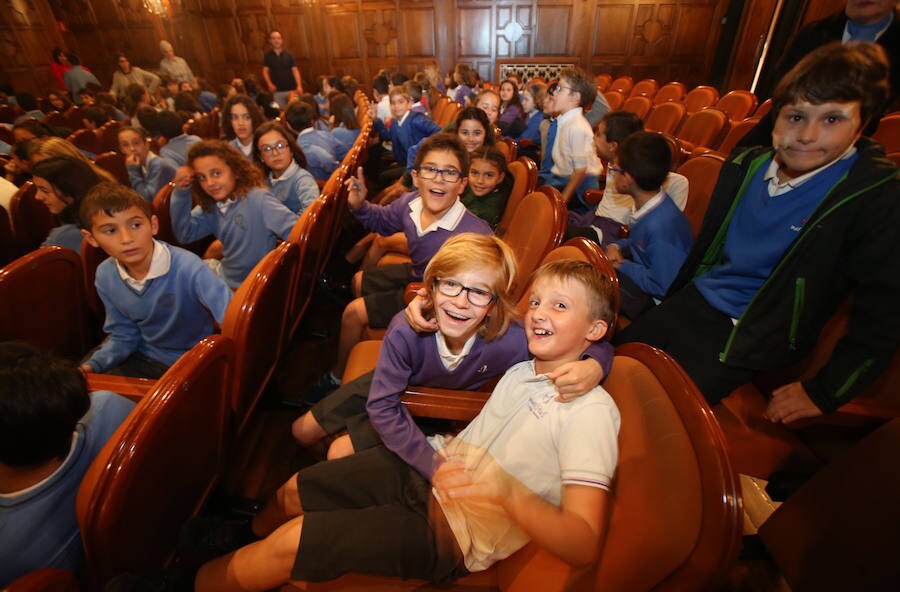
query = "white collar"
xmin=408 ymin=196 xmax=466 ymax=235
xmin=298 ymin=127 xmax=315 ymax=137
xmin=116 ymin=239 xmax=171 ymax=291
xmin=397 ymin=111 xmax=411 ymax=126
xmin=630 ymin=190 xmax=666 ymax=222
xmin=141 ymin=151 xmax=158 ymax=176
xmin=216 ymin=197 xmax=238 ymax=215
xmin=236 ymin=138 xmax=253 ymax=156
xmin=556 ymin=106 xmax=584 ymax=125
xmin=270 ymin=159 xmax=299 ymax=184
xmin=764 ymin=145 xmax=857 ymax=196
xmin=435 ymin=331 xmax=477 ymax=371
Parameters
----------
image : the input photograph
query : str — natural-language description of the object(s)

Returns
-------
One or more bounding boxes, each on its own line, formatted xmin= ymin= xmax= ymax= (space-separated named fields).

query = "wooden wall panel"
xmin=458 ymin=7 xmax=492 ymax=57
xmin=535 ymin=4 xmax=573 ymax=55
xmin=0 ymin=0 xmax=769 ymax=105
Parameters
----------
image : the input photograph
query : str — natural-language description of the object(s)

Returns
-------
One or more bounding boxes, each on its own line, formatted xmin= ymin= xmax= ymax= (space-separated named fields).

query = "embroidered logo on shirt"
xmin=527 ymin=391 xmax=557 ymax=419
xmin=790 ymin=217 xmax=808 ymax=233
xmin=477 ymin=364 xmax=488 ymax=374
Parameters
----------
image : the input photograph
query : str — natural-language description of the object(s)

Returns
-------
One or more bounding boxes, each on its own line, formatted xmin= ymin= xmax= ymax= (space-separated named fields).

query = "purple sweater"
xmin=367 ymin=314 xmax=615 ymax=479
xmin=351 ymin=191 xmax=492 ymax=279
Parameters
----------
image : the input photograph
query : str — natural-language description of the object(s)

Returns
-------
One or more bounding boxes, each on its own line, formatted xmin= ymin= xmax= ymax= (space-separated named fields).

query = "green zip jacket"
xmin=669 ymin=138 xmax=900 ymax=413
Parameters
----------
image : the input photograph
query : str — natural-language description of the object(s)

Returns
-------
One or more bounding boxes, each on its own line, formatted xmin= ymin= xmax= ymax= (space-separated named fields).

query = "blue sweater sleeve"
xmin=413 ymin=115 xmax=442 ymax=139
xmin=365 ymin=326 xmax=438 ymax=480
xmin=128 ymin=158 xmax=176 ymax=202
xmin=374 ymin=118 xmax=388 ymax=139
xmin=258 ymin=190 xmax=299 ymax=240
xmin=192 ymin=259 xmax=233 ymax=325
xmin=86 ymin=269 xmax=142 ymax=372
xmin=293 ymin=168 xmax=320 ymax=215
xmin=170 ymin=187 xmax=217 ymax=243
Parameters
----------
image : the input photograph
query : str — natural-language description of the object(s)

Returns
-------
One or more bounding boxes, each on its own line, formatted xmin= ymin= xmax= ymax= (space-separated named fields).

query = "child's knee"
xmin=341 ymin=297 xmax=368 ymax=326
xmin=326 ymin=434 xmax=355 ymax=460
xmin=351 ymin=271 xmax=364 ymax=297
xmin=291 ymin=412 xmax=325 ymax=446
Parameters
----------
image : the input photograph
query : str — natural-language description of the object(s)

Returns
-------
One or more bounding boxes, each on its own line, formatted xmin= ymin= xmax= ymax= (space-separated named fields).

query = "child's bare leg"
xmin=251 ymin=474 xmax=303 ymax=538
xmin=326 ymin=434 xmax=355 ymax=460
xmin=345 ymin=233 xmax=376 ymax=265
xmin=351 ymin=271 xmax=364 ymax=298
xmin=195 ymin=516 xmax=303 ymax=592
xmin=291 ymin=411 xmax=327 ymax=447
xmin=332 ymin=297 xmax=369 ymax=379
xmin=361 ymin=232 xmax=408 ymax=269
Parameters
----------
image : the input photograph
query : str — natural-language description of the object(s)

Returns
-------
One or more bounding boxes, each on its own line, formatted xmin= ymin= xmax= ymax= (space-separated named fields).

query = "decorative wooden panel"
xmin=458 ymin=6 xmax=492 ymax=57
xmin=0 ymin=0 xmax=757 ymax=104
xmin=535 ymin=4 xmax=572 ymax=55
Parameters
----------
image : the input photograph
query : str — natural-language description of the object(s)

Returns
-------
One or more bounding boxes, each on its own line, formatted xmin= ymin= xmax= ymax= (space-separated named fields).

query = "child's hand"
xmin=80 ymin=364 xmax=92 ymax=373
xmin=404 ymin=290 xmax=438 ymax=333
xmin=124 ymin=152 xmax=141 ymax=167
xmin=345 ymin=166 xmax=368 ymax=210
xmin=173 ymin=166 xmax=194 ymax=189
xmin=605 ymin=244 xmax=623 ymax=268
xmin=548 ymin=358 xmax=604 ymax=402
xmin=765 ymin=381 xmax=823 ymax=424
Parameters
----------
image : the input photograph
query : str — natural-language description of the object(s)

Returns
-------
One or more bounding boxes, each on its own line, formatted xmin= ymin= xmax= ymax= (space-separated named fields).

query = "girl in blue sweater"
xmin=252 ymin=122 xmax=319 ymax=215
xmin=170 ymin=140 xmax=298 ymax=289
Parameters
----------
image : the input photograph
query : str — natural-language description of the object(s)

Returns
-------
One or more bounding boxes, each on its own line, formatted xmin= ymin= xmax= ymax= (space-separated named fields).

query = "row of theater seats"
xmin=2 ymin=91 xmax=375 ymax=591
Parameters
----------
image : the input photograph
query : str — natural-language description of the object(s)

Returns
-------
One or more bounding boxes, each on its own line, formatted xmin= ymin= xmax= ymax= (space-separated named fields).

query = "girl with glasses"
xmin=253 ymin=121 xmax=319 ymax=214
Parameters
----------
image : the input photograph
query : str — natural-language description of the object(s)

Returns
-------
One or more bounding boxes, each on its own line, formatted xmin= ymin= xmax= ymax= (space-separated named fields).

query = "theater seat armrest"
xmin=401 ymin=385 xmax=495 ymax=421
xmin=85 ymin=372 xmax=155 ymax=400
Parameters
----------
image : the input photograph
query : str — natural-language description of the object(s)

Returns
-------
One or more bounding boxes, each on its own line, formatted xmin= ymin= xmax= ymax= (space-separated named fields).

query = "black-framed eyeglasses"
xmin=260 ymin=141 xmax=289 ymax=155
xmin=416 ymin=165 xmax=462 ymax=183
xmin=550 ymin=84 xmax=575 ymax=97
xmin=435 ymin=278 xmax=495 ymax=307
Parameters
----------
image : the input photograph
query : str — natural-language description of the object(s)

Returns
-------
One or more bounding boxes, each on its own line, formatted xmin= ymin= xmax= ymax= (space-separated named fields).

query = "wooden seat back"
xmin=603 ymin=90 xmax=625 ymax=111
xmin=80 ymin=235 xmax=110 ymax=332
xmin=41 ymin=111 xmax=69 ymax=130
xmin=644 ymin=101 xmax=686 ymax=136
xmin=629 ymin=78 xmax=658 ymax=99
xmin=0 ymin=204 xmax=14 ymax=267
xmin=653 ymin=81 xmax=687 ymax=105
xmin=715 ymin=90 xmax=758 ymax=122
xmin=221 ymin=241 xmax=299 ymax=435
xmin=67 ymin=128 xmax=100 ymax=155
xmin=872 ymin=113 xmax=900 ymax=153
xmin=5 ymin=568 xmax=79 ymax=592
xmin=9 ymin=181 xmax=54 ymax=256
xmin=0 ymin=246 xmax=94 ymax=360
xmin=287 ymin=199 xmax=328 ymax=337
xmin=676 ymin=153 xmax=726 ymax=239
xmin=608 ymin=76 xmax=634 ymax=95
xmin=97 ymin=120 xmax=122 ymax=153
xmin=753 ymin=98 xmax=773 ymax=119
xmin=437 ymin=101 xmax=462 ymax=127
xmin=63 ymin=106 xmax=84 ymax=131
xmin=496 ymin=137 xmax=517 ymax=162
xmin=758 ymin=417 xmax=900 ymax=591
xmin=502 ymin=186 xmax=566 ymax=299
xmin=498 ymin=156 xmax=538 ymax=237
xmin=76 ymin=335 xmax=234 ymax=591
xmin=683 ymin=85 xmax=719 ymax=114
xmin=595 ymin=73 xmax=612 ymax=91
xmin=620 ymin=95 xmax=652 ymax=119
xmin=92 ymin=152 xmax=131 ymax=187
xmin=677 ymin=108 xmax=730 ymax=153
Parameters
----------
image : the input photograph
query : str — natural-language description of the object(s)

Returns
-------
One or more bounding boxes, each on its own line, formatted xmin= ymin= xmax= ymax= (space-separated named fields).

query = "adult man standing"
xmin=262 ymin=31 xmax=303 ymax=108
xmin=159 ymin=40 xmax=196 ymax=88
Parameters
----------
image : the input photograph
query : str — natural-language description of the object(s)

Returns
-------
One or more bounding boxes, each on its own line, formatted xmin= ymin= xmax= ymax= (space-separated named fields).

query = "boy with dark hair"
xmin=371 ymin=74 xmax=391 ymax=122
xmin=567 ymin=111 xmax=689 ymax=246
xmin=618 ymin=42 xmax=900 ymax=423
xmin=0 ymin=342 xmax=135 ymax=585
xmin=283 ymin=99 xmax=340 ymax=180
xmin=79 ymin=183 xmax=232 ymax=378
xmin=603 ymin=132 xmax=693 ymax=320
xmin=543 ymin=68 xmax=603 ymax=214
xmin=81 ymin=105 xmax=110 ymax=131
xmin=406 ymin=80 xmax=427 ymax=114
xmin=368 ymin=86 xmax=442 ymax=188
xmin=154 ymin=109 xmax=201 ymax=166
xmin=185 ymin=258 xmax=619 ymax=592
